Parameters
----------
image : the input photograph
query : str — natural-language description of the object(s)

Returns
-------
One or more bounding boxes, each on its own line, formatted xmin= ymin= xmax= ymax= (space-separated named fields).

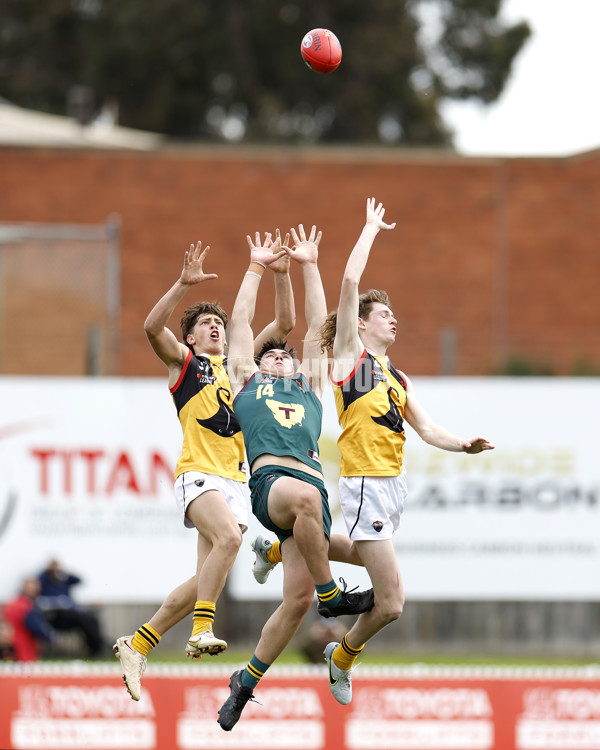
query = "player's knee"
xmin=389 ymin=601 xmax=404 ymax=622
xmin=284 ymin=588 xmax=314 ymax=619
xmin=378 ymin=594 xmax=404 ymax=624
xmin=294 ymin=486 xmax=321 ymax=517
xmin=295 ymin=590 xmax=315 ymax=616
xmin=216 ymin=527 xmax=243 ymax=560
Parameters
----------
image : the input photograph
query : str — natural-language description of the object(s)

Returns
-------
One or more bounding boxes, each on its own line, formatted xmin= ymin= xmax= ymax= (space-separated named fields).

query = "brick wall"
xmin=1 ymin=144 xmax=599 ymax=376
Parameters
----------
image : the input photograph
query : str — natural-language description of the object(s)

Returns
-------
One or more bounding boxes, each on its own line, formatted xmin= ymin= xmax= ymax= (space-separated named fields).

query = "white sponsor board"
xmin=347 ymin=685 xmax=494 ymax=749
xmin=0 ymin=377 xmax=598 ymax=603
xmin=11 ymin=719 xmax=155 ymax=750
xmin=516 ymin=687 xmax=600 ymax=749
xmin=0 ymin=377 xmax=192 ymax=603
xmin=178 ymin=720 xmax=324 ymax=749
xmin=177 ymin=684 xmax=325 ymax=749
xmin=11 ymin=683 xmax=156 ymax=749
xmin=346 ymin=720 xmax=493 ymax=749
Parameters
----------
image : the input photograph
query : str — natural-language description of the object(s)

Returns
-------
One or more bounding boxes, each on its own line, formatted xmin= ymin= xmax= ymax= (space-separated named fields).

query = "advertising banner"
xmin=1 ymin=664 xmax=599 ymax=750
xmin=234 ymin=377 xmax=600 ymax=602
xmin=0 ymin=377 xmax=190 ymax=603
xmin=0 ymin=377 xmax=598 ymax=603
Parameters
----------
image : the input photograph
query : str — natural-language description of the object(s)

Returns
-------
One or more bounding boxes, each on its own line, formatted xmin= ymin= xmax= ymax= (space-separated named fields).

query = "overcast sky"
xmin=441 ymin=0 xmax=600 ymax=157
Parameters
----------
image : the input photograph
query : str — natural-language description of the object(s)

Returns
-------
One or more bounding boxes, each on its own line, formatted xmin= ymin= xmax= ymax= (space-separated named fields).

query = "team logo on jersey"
xmin=371 ymin=387 xmax=404 ymax=434
xmin=196 ymin=360 xmax=216 ymax=385
xmin=372 ymin=520 xmax=384 ymax=532
xmin=265 ymin=399 xmax=305 ymax=428
xmin=371 ymin=360 xmax=388 ymax=383
xmin=196 ymin=386 xmax=241 ymax=436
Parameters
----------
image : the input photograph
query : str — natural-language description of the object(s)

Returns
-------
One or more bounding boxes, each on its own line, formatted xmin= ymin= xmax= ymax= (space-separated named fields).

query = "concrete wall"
xmin=96 ymin=597 xmax=600 ymax=661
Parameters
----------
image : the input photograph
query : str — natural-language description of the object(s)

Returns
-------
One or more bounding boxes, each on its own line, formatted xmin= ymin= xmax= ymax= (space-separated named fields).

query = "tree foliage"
xmin=0 ymin=0 xmax=530 ymax=146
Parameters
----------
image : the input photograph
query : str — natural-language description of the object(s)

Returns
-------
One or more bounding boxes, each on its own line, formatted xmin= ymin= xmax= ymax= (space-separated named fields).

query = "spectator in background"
xmin=37 ymin=559 xmax=104 ymax=658
xmin=0 ymin=619 xmax=16 ymax=660
xmin=3 ymin=577 xmax=55 ymax=661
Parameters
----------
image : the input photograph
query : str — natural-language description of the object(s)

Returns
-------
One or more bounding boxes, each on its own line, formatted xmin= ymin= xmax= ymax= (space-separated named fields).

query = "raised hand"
xmin=180 ymin=242 xmax=219 ymax=285
xmin=366 ymin=197 xmax=396 ymax=231
xmin=463 ymin=437 xmax=495 ymax=454
xmin=288 ymin=224 xmax=322 ymax=265
xmin=246 ymin=232 xmax=287 ymax=267
xmin=268 ymin=229 xmax=292 ymax=274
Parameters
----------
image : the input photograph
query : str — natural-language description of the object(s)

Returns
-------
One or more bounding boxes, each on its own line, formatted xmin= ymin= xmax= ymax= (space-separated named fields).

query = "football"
xmin=300 ymin=28 xmax=342 ymax=74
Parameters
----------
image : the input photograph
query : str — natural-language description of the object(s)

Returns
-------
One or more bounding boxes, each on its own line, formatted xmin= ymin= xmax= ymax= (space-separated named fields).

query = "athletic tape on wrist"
xmin=248 ymin=261 xmax=266 ymax=276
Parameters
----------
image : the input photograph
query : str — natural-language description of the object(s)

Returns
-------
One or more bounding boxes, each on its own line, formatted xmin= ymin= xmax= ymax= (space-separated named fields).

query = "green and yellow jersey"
xmin=233 ymin=372 xmax=323 ymax=474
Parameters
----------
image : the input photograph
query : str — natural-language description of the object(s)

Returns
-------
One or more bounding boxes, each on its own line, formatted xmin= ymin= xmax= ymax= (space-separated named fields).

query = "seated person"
xmin=37 ymin=559 xmax=104 ymax=657
xmin=3 ymin=577 xmax=55 ymax=661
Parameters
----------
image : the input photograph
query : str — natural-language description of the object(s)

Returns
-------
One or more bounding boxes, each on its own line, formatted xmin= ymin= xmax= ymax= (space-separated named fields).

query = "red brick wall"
xmin=1 ymin=145 xmax=599 ymax=376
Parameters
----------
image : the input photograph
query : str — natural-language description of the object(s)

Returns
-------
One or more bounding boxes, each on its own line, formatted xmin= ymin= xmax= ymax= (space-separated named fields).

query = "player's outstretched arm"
xmin=228 ymin=233 xmax=286 ymax=396
xmin=288 ymin=224 xmax=328 ymax=398
xmin=403 ymin=376 xmax=495 ymax=453
xmin=253 ymin=230 xmax=296 ymax=355
xmin=332 ymin=197 xmax=396 ymax=381
xmin=144 ymin=242 xmax=218 ymax=371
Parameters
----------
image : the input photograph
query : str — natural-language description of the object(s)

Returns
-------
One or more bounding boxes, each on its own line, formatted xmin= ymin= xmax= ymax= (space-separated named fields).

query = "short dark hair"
xmin=254 ymin=337 xmax=297 ymax=366
xmin=180 ymin=302 xmax=228 ymax=349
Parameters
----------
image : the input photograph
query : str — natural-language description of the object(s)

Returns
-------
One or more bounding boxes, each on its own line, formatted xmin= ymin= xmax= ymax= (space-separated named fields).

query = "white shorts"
xmin=339 ymin=471 xmax=407 ymax=541
xmin=174 ymin=471 xmax=248 ymax=532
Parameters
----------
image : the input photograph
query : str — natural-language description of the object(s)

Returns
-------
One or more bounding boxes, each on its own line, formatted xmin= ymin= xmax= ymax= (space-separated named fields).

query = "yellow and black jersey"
xmin=332 ymin=349 xmax=407 ymax=477
xmin=170 ymin=349 xmax=246 ymax=482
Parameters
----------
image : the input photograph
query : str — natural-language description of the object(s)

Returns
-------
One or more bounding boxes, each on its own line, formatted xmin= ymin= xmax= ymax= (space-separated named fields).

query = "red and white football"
xmin=300 ymin=28 xmax=342 ymax=74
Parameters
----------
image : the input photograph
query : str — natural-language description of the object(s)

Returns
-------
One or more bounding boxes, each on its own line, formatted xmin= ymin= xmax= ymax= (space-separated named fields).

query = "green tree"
xmin=0 ymin=0 xmax=530 ymax=145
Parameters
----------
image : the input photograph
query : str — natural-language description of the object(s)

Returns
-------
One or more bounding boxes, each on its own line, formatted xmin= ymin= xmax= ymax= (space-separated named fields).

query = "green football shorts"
xmin=249 ymin=464 xmax=332 ymax=544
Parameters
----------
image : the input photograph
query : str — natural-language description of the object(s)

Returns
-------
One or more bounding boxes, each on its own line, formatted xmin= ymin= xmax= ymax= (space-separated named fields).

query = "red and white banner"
xmin=1 ymin=664 xmax=599 ymax=750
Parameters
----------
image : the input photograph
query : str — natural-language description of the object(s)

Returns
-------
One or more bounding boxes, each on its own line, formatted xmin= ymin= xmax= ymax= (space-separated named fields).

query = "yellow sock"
xmin=191 ymin=600 xmax=216 ymax=636
xmin=267 ymin=541 xmax=282 ymax=564
xmin=131 ymin=623 xmax=161 ymax=657
xmin=333 ymin=634 xmax=364 ymax=671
